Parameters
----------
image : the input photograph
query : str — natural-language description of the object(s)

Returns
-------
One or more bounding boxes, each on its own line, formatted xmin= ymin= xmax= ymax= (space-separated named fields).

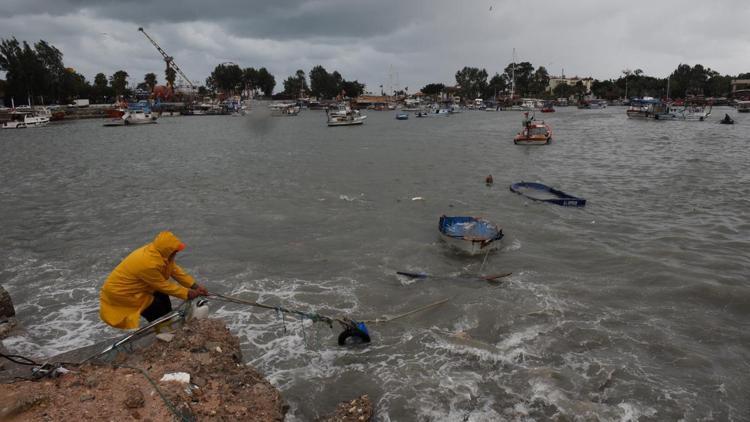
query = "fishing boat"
xmin=540 ymin=101 xmax=555 ymax=113
xmin=395 ymin=112 xmax=409 ymax=120
xmin=271 ymin=103 xmax=300 ymax=116
xmin=509 ymin=182 xmax=586 ymax=207
xmin=514 ymin=112 xmax=552 ymax=145
xmin=123 ymin=109 xmax=157 ymax=125
xmin=1 ymin=109 xmax=51 ymax=129
xmin=438 ymin=216 xmax=504 ymax=255
xmin=326 ymin=103 xmax=367 ymax=126
xmin=626 ymin=97 xmax=671 ymax=120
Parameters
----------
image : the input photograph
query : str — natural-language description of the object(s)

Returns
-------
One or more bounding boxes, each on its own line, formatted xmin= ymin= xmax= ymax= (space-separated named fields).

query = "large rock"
xmin=0 ymin=285 xmax=14 ymax=318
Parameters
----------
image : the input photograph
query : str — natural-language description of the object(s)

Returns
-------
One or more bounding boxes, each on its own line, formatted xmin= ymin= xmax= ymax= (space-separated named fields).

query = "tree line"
xmin=280 ymin=65 xmax=365 ymax=99
xmin=0 ymin=37 xmax=280 ymax=106
xmin=421 ymin=63 xmax=749 ymax=101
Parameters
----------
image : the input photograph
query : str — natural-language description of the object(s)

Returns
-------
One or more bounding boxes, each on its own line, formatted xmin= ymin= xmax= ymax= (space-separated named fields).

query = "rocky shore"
xmin=0 ymin=314 xmax=373 ymax=421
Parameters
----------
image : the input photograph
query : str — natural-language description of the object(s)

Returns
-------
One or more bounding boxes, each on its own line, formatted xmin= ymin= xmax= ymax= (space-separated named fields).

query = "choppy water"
xmin=1 ymin=105 xmax=749 ymax=420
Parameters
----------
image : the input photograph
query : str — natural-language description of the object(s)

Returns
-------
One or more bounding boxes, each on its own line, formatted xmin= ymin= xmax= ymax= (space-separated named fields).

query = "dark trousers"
xmin=141 ymin=292 xmax=173 ymax=322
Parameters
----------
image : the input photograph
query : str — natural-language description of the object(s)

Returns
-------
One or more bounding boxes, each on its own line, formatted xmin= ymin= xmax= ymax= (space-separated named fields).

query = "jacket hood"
xmin=152 ymin=231 xmax=184 ymax=258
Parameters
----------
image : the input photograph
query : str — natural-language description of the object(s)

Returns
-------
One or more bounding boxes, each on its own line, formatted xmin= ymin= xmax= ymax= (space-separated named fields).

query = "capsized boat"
xmin=514 ymin=112 xmax=551 ymax=145
xmin=438 ymin=215 xmax=504 ymax=255
xmin=509 ymin=182 xmax=586 ymax=207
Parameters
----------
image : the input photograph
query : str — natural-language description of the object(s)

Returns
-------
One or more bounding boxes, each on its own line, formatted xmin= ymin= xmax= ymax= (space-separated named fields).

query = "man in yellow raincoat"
xmin=100 ymin=231 xmax=208 ymax=329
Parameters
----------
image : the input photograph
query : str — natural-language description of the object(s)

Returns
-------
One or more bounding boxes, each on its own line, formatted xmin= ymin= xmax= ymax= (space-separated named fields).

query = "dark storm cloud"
xmin=2 ymin=0 xmax=750 ymax=93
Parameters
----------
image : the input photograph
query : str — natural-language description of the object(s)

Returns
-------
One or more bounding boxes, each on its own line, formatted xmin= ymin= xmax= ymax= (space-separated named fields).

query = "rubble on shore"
xmin=0 ymin=319 xmax=287 ymax=421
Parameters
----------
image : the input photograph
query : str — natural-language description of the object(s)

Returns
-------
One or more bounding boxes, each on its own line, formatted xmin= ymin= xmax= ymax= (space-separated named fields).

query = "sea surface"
xmin=1 ymin=105 xmax=749 ymax=421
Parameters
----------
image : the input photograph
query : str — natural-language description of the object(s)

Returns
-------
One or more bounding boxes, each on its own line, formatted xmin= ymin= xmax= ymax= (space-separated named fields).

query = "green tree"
xmin=420 ymin=83 xmax=445 ymax=97
xmin=165 ymin=66 xmax=176 ymax=89
xmin=144 ymin=72 xmax=157 ymax=91
xmin=256 ymin=67 xmax=275 ymax=97
xmin=339 ymin=79 xmax=365 ymax=98
xmin=207 ymin=63 xmax=243 ymax=94
xmin=242 ymin=67 xmax=259 ymax=94
xmin=530 ymin=66 xmax=550 ymax=97
xmin=454 ymin=66 xmax=488 ymax=100
xmin=282 ymin=69 xmax=308 ymax=97
xmin=483 ymin=73 xmax=506 ymax=99
xmin=503 ymin=61 xmax=534 ymax=97
xmin=110 ymin=70 xmax=129 ymax=97
xmin=309 ymin=65 xmax=336 ymax=99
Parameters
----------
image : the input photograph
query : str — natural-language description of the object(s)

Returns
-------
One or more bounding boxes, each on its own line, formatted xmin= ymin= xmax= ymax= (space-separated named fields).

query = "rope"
xmin=361 ymin=298 xmax=450 ymax=324
xmin=110 ymin=363 xmax=194 ymax=422
xmin=209 ymin=293 xmax=337 ymax=327
xmin=0 ymin=352 xmax=39 ymax=366
xmin=478 ymin=246 xmax=491 ymax=274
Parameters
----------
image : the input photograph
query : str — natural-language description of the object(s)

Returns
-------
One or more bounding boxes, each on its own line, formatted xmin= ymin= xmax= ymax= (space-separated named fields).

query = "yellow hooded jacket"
xmin=100 ymin=231 xmax=196 ymax=329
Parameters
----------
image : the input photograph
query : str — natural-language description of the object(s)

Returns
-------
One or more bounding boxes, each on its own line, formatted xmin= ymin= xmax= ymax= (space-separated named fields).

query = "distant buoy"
xmin=485 ymin=175 xmax=494 ymax=185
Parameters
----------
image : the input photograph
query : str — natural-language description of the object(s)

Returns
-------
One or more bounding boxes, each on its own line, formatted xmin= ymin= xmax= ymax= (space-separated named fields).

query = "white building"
xmin=547 ymin=76 xmax=594 ymax=93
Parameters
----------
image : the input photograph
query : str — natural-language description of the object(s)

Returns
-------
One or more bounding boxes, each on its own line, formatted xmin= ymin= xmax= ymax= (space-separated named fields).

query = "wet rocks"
xmin=320 ymin=395 xmax=374 ymax=422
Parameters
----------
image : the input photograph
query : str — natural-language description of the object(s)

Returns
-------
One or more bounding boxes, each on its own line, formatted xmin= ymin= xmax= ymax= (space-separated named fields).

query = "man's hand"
xmin=194 ymin=284 xmax=209 ymax=296
xmin=188 ymin=289 xmax=201 ymax=300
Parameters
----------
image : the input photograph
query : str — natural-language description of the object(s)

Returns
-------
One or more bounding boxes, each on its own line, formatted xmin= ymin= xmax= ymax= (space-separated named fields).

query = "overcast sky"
xmin=2 ymin=0 xmax=749 ymax=93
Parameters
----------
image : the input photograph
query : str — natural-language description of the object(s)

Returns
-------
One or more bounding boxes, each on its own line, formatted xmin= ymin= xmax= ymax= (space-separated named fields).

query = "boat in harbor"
xmin=667 ymin=103 xmax=712 ymax=121
xmin=395 ymin=112 xmax=409 ymax=120
xmin=326 ymin=103 xmax=367 ymax=126
xmin=626 ymin=97 xmax=670 ymax=119
xmin=577 ymin=99 xmax=607 ymax=109
xmin=540 ymin=101 xmax=555 ymax=113
xmin=509 ymin=182 xmax=586 ymax=207
xmin=735 ymin=100 xmax=750 ymax=113
xmin=514 ymin=112 xmax=552 ymax=145
xmin=1 ymin=108 xmax=51 ymax=129
xmin=270 ymin=103 xmax=300 ymax=116
xmin=438 ymin=215 xmax=504 ymax=255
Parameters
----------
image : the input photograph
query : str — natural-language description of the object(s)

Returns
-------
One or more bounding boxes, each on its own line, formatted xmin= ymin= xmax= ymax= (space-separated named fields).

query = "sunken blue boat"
xmin=438 ymin=215 xmax=504 ymax=255
xmin=509 ymin=182 xmax=586 ymax=207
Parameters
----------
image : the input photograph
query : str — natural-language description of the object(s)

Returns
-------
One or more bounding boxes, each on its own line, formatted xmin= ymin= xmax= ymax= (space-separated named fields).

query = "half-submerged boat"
xmin=326 ymin=103 xmax=367 ymax=126
xmin=509 ymin=182 xmax=586 ymax=207
xmin=438 ymin=215 xmax=504 ymax=255
xmin=514 ymin=112 xmax=552 ymax=145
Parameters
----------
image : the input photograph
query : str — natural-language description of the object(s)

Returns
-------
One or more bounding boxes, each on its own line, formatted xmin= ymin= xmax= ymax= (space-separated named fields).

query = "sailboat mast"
xmin=511 ymin=48 xmax=516 ymax=99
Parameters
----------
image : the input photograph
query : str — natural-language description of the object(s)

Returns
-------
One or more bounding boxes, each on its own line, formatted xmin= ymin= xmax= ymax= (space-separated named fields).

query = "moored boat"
xmin=626 ymin=97 xmax=670 ymax=119
xmin=514 ymin=112 xmax=552 ymax=145
xmin=509 ymin=182 xmax=586 ymax=207
xmin=735 ymin=100 xmax=750 ymax=113
xmin=1 ymin=109 xmax=51 ymax=129
xmin=395 ymin=112 xmax=409 ymax=120
xmin=326 ymin=103 xmax=367 ymax=126
xmin=438 ymin=215 xmax=504 ymax=255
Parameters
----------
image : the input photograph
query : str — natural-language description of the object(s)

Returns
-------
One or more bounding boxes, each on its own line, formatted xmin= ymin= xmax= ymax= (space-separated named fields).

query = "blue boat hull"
xmin=509 ymin=182 xmax=586 ymax=207
xmin=438 ymin=216 xmax=504 ymax=255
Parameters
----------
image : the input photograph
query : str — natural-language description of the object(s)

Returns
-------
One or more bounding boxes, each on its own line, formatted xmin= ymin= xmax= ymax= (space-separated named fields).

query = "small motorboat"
xmin=509 ymin=182 xmax=586 ymax=207
xmin=720 ymin=113 xmax=734 ymax=125
xmin=514 ymin=112 xmax=551 ymax=145
xmin=415 ymin=111 xmax=429 ymax=118
xmin=438 ymin=215 xmax=504 ymax=255
xmin=327 ymin=103 xmax=367 ymax=126
xmin=395 ymin=112 xmax=409 ymax=120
